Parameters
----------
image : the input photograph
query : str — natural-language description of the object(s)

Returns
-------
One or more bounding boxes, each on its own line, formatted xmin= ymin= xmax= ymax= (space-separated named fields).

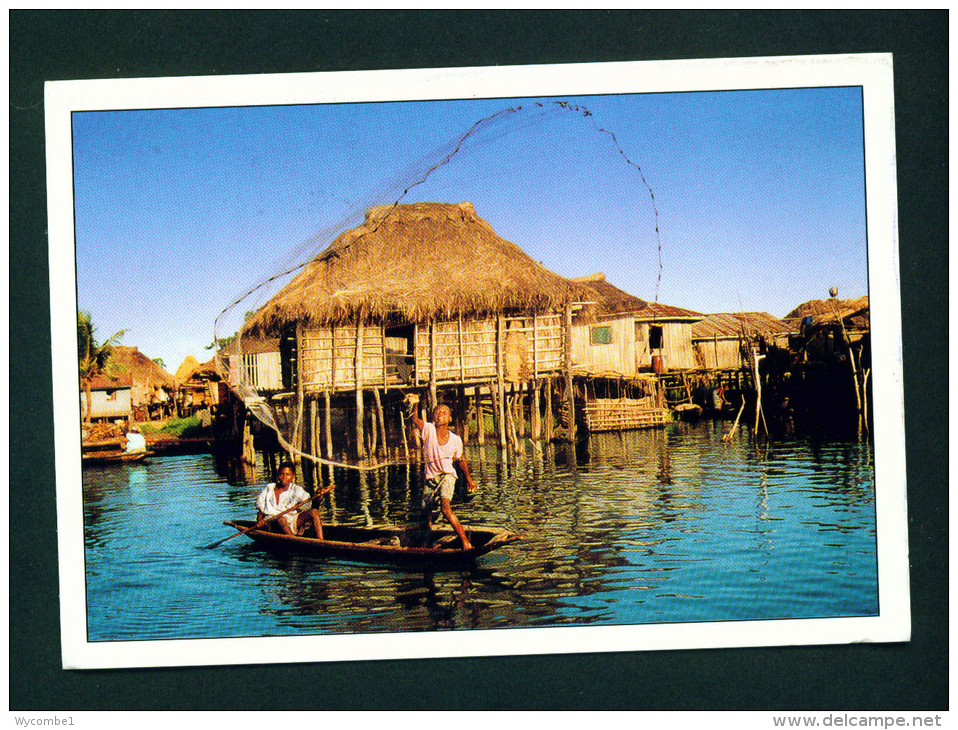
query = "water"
xmin=81 ymin=421 xmax=877 ymax=641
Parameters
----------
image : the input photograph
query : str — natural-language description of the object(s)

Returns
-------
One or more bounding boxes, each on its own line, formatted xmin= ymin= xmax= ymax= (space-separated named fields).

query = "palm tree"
xmin=77 ymin=311 xmax=126 ymax=425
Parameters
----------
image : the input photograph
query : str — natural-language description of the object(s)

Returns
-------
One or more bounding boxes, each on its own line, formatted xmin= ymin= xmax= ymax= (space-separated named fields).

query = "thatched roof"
xmin=784 ymin=296 xmax=869 ymax=329
xmin=571 ymin=273 xmax=648 ymax=320
xmin=693 ymin=312 xmax=794 ymax=340
xmin=174 ymin=355 xmax=201 ymax=382
xmin=108 ymin=346 xmax=176 ymax=389
xmin=245 ymin=202 xmax=589 ymax=334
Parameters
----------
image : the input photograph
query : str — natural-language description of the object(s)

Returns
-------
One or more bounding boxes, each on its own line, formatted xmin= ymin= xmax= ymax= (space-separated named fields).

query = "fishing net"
xmin=213 ymin=98 xmax=664 ymax=469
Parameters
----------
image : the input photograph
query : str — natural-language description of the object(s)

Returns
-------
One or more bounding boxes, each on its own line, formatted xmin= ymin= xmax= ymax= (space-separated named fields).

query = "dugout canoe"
xmin=82 ymin=450 xmax=151 ymax=466
xmin=223 ymin=519 xmax=520 ymax=567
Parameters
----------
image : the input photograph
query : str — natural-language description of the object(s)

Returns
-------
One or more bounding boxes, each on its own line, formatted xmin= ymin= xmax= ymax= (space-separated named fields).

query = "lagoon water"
xmin=81 ymin=420 xmax=878 ymax=641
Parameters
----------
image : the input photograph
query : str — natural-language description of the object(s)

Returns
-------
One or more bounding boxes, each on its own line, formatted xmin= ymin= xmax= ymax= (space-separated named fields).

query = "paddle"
xmin=200 ymin=484 xmax=333 ymax=549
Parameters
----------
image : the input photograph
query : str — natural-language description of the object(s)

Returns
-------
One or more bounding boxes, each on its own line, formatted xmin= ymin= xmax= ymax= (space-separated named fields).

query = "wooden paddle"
xmin=200 ymin=484 xmax=333 ymax=549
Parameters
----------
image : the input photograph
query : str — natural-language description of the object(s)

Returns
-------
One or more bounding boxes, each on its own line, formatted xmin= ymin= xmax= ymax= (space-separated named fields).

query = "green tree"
xmin=77 ymin=310 xmax=126 ymax=425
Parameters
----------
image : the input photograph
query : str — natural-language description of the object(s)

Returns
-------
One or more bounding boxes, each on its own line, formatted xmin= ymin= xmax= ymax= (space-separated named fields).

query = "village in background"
xmin=79 ymin=202 xmax=870 ymax=483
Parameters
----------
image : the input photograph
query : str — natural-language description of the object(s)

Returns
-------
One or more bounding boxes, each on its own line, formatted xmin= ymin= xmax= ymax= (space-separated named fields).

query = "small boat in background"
xmin=82 ymin=450 xmax=151 ymax=466
xmin=223 ymin=519 xmax=520 ymax=567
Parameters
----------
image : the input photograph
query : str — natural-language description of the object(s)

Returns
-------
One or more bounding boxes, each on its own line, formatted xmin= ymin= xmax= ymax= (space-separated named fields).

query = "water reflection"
xmin=81 ymin=422 xmax=879 ymax=641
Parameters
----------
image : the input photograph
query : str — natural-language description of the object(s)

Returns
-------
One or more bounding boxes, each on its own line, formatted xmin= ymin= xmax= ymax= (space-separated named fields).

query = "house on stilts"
xmin=569 ymin=273 xmax=705 ymax=431
xmin=239 ymin=202 xmax=592 ymax=463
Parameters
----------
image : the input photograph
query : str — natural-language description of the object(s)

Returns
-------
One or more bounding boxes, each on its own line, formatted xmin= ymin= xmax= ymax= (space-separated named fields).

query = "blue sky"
xmin=72 ymin=86 xmax=868 ymax=372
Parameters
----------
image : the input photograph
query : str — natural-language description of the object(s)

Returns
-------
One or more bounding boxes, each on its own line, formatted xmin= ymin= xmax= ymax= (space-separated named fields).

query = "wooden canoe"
xmin=223 ymin=519 xmax=520 ymax=567
xmin=82 ymin=450 xmax=151 ymax=466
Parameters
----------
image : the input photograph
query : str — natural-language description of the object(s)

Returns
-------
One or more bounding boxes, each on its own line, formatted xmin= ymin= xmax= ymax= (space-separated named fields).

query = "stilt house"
xmin=571 ymin=273 xmax=704 ymax=374
xmin=691 ymin=312 xmax=794 ymax=370
xmin=242 ymin=202 xmax=589 ymax=457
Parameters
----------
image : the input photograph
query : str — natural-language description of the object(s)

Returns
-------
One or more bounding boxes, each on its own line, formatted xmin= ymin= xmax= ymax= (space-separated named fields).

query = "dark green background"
xmin=10 ymin=10 xmax=947 ymax=710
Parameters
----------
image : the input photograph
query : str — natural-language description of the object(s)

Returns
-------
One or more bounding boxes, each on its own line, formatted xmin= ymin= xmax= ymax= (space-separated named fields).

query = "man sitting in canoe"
xmin=124 ymin=425 xmax=147 ymax=454
xmin=255 ymin=461 xmax=324 ymax=539
xmin=407 ymin=396 xmax=478 ymax=550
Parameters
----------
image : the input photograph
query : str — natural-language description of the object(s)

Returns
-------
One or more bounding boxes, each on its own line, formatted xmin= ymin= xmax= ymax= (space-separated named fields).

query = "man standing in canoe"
xmin=407 ymin=395 xmax=478 ymax=550
xmin=255 ymin=461 xmax=324 ymax=539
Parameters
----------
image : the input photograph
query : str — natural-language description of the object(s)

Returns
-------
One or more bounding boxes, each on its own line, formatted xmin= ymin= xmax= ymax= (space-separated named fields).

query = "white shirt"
xmin=256 ymin=482 xmax=311 ymax=532
xmin=125 ymin=432 xmax=146 ymax=453
xmin=419 ymin=421 xmax=463 ymax=480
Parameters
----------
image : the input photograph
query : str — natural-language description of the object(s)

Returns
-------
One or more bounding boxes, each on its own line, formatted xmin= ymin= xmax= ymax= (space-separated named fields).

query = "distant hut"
xmin=784 ymin=295 xmax=870 ymax=363
xmin=633 ymin=303 xmax=704 ymax=373
xmin=569 ymin=273 xmax=649 ymax=378
xmin=79 ymin=374 xmax=133 ymax=423
xmin=107 ymin=346 xmax=177 ymax=420
xmin=692 ymin=312 xmax=795 ymax=370
xmin=175 ymin=356 xmax=223 ymax=418
xmin=567 ymin=273 xmax=675 ymax=431
xmin=243 ymin=202 xmax=590 ymax=456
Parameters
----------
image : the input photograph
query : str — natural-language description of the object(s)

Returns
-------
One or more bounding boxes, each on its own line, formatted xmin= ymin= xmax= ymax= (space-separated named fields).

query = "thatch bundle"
xmin=244 ymin=202 xmax=588 ymax=335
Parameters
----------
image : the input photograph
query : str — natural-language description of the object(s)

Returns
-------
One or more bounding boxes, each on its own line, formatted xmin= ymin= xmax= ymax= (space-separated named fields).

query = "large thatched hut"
xmin=243 ymin=202 xmax=591 ymax=457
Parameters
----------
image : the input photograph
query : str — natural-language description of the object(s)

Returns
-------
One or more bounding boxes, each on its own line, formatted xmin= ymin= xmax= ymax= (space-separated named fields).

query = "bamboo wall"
xmin=298 ymin=313 xmax=566 ymax=394
xmin=693 ymin=337 xmax=743 ymax=370
xmin=569 ymin=316 xmax=638 ymax=376
xmin=241 ymin=351 xmax=283 ymax=390
xmin=636 ymin=321 xmax=698 ymax=370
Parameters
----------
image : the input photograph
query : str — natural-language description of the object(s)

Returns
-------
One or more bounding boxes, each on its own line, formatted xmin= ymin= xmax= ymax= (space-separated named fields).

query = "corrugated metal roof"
xmin=692 ymin=312 xmax=794 ymax=339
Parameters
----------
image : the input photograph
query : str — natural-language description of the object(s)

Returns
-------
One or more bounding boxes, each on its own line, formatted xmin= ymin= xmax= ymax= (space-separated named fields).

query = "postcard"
xmin=46 ymin=53 xmax=908 ymax=670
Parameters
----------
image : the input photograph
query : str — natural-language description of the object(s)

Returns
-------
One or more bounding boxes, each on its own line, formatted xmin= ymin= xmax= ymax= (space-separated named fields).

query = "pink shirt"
xmin=419 ymin=421 xmax=463 ymax=480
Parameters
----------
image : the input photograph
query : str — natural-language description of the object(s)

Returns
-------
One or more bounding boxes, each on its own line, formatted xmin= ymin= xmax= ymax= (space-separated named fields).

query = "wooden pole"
xmin=497 ymin=316 xmax=507 ymax=448
xmin=544 ymin=377 xmax=554 ymax=441
xmin=373 ymin=387 xmax=387 ymax=458
xmin=323 ymin=390 xmax=333 ymax=461
xmin=530 ymin=379 xmax=541 ymax=441
xmin=355 ymin=322 xmax=366 ymax=460
xmin=476 ymin=385 xmax=486 ymax=445
xmin=307 ymin=396 xmax=318 ymax=487
xmin=563 ymin=304 xmax=576 ymax=441
xmin=399 ymin=400 xmax=409 ymax=462
xmin=429 ymin=320 xmax=438 ymax=413
xmin=241 ymin=413 xmax=256 ymax=483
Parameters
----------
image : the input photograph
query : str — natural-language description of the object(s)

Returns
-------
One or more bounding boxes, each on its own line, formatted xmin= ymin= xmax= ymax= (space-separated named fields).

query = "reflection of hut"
xmin=79 ymin=374 xmax=133 ymax=423
xmin=107 ymin=346 xmax=177 ymax=419
xmin=692 ymin=312 xmax=795 ymax=370
xmin=244 ymin=202 xmax=589 ymax=457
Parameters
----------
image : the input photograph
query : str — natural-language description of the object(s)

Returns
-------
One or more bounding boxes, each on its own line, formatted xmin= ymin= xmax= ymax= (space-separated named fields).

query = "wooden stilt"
xmin=241 ymin=414 xmax=256 ymax=483
xmin=563 ymin=304 xmax=576 ymax=441
xmin=497 ymin=317 xmax=507 ymax=449
xmin=476 ymin=385 xmax=486 ymax=445
xmin=429 ymin=320 xmax=438 ymax=413
xmin=544 ymin=377 xmax=554 ymax=441
xmin=355 ymin=323 xmax=366 ymax=460
xmin=373 ymin=387 xmax=387 ymax=458
xmin=400 ymin=400 xmax=409 ymax=462
xmin=530 ymin=380 xmax=541 ymax=441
